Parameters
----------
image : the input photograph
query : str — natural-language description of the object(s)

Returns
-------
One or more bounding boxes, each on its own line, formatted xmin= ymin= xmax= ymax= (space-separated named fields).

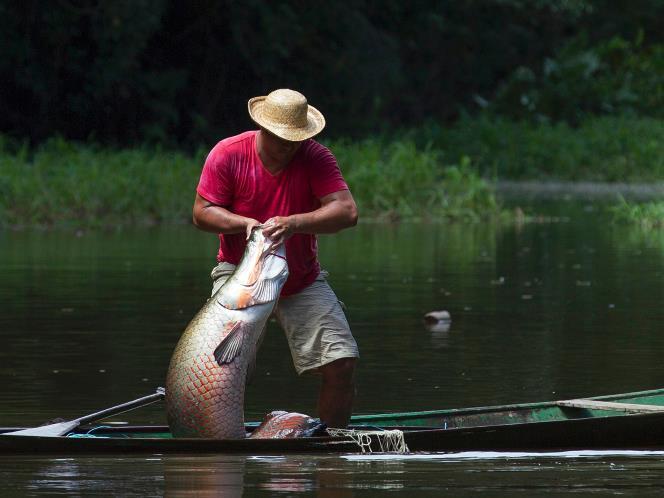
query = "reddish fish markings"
xmin=250 ymin=411 xmax=326 ymax=439
xmin=165 ymin=227 xmax=289 ymax=439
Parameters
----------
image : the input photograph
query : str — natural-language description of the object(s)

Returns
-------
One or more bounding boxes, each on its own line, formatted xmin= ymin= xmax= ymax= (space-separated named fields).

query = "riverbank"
xmin=411 ymin=115 xmax=664 ymax=182
xmin=497 ymin=181 xmax=664 ymax=201
xmin=0 ymin=136 xmax=502 ymax=228
xmin=1 ymin=115 xmax=662 ymax=229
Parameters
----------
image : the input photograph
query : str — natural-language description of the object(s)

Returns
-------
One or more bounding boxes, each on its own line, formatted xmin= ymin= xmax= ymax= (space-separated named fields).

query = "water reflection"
xmin=1 ymin=202 xmax=664 ymax=494
xmin=6 ymin=452 xmax=664 ymax=496
xmin=163 ymin=456 xmax=244 ymax=498
xmin=1 ymin=204 xmax=663 ymax=424
xmin=426 ymin=320 xmax=452 ymax=349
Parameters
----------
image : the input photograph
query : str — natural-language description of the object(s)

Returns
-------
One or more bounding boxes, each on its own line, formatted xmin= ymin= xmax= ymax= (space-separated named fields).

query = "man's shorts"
xmin=211 ymin=262 xmax=359 ymax=375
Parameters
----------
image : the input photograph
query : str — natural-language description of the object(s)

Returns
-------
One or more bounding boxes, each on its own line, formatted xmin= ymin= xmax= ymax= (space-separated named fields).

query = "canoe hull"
xmin=5 ymin=387 xmax=664 ymax=454
xmin=3 ymin=411 xmax=664 ymax=455
xmin=404 ymin=411 xmax=664 ymax=452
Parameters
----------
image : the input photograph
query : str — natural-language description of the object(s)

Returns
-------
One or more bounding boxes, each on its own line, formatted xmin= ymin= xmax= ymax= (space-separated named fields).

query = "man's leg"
xmin=275 ymin=272 xmax=359 ymax=428
xmin=317 ymin=357 xmax=357 ymax=428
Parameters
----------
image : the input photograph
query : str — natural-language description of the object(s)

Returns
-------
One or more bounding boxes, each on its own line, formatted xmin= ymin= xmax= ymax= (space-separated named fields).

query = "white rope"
xmin=327 ymin=428 xmax=409 ymax=454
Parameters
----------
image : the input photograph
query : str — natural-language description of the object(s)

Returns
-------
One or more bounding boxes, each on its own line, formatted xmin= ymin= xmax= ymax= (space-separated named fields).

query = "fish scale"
xmin=165 ymin=228 xmax=288 ymax=439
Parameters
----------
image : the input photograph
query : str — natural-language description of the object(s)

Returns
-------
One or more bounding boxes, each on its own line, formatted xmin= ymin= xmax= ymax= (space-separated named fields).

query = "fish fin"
xmin=249 ymin=275 xmax=283 ymax=305
xmin=213 ymin=323 xmax=244 ymax=365
xmin=218 ymin=265 xmax=288 ymax=309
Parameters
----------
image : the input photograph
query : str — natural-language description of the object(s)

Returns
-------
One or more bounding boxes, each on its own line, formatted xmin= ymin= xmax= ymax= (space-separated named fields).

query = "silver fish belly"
xmin=165 ymin=227 xmax=288 ymax=439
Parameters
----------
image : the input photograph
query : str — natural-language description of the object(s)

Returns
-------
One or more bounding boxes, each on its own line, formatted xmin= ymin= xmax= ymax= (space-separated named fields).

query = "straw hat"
xmin=248 ymin=89 xmax=325 ymax=142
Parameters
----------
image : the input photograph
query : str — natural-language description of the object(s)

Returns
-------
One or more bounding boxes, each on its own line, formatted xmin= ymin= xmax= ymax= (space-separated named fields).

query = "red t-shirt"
xmin=196 ymin=130 xmax=349 ymax=296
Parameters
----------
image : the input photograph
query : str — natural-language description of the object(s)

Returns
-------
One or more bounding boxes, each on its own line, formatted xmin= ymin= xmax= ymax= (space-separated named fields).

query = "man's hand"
xmin=245 ymin=218 xmax=261 ymax=240
xmin=193 ymin=194 xmax=262 ymax=239
xmin=262 ymin=216 xmax=295 ymax=245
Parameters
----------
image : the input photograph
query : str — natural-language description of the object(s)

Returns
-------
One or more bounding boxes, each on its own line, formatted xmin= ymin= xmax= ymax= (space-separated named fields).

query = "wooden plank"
xmin=557 ymin=399 xmax=664 ymax=413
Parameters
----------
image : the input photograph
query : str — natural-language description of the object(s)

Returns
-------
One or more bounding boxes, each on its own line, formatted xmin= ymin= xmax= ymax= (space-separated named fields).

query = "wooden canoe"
xmin=3 ymin=387 xmax=664 ymax=454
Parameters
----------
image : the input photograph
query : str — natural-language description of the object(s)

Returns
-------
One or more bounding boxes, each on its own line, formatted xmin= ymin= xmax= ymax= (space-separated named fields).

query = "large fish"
xmin=165 ymin=226 xmax=289 ymax=439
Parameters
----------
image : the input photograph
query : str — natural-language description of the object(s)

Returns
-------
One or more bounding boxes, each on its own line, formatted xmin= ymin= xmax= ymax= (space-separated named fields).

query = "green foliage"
xmin=492 ymin=34 xmax=664 ymax=123
xmin=329 ymin=139 xmax=501 ymax=222
xmin=0 ymin=136 xmax=502 ymax=228
xmin=0 ymin=137 xmax=200 ymax=228
xmin=418 ymin=115 xmax=664 ymax=181
xmin=611 ymin=197 xmax=664 ymax=229
xmin=2 ymin=1 xmax=662 ymax=145
xmin=3 ymin=108 xmax=662 ymax=229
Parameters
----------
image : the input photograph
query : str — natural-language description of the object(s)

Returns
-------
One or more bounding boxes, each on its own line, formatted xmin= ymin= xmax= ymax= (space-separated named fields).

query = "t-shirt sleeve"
xmin=308 ymin=142 xmax=349 ymax=199
xmin=196 ymin=142 xmax=234 ymax=206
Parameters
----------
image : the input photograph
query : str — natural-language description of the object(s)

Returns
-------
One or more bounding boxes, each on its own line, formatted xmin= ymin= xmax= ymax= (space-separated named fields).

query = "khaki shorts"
xmin=211 ymin=262 xmax=359 ymax=375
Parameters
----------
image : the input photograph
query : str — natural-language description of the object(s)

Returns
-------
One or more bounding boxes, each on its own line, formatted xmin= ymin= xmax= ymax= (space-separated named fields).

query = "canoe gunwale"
xmin=5 ymin=387 xmax=664 ymax=454
xmin=351 ymin=387 xmax=664 ymax=423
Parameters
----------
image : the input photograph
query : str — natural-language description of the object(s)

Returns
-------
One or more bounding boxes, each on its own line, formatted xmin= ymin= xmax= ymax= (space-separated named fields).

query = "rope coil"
xmin=327 ymin=428 xmax=409 ymax=454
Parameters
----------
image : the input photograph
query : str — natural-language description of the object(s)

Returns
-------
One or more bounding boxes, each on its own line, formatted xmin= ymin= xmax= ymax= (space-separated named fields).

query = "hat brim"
xmin=248 ymin=96 xmax=326 ymax=142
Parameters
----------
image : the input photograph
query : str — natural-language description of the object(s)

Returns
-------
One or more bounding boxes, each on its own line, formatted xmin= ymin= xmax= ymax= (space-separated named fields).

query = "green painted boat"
xmin=3 ymin=387 xmax=664 ymax=454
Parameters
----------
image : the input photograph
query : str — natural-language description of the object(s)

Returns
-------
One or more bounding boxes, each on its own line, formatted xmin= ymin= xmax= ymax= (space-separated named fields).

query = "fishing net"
xmin=326 ymin=428 xmax=409 ymax=454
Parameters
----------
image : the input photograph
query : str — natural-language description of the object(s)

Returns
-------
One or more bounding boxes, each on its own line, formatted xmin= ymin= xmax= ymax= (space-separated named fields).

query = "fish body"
xmin=165 ymin=227 xmax=288 ymax=439
xmin=250 ymin=411 xmax=326 ymax=439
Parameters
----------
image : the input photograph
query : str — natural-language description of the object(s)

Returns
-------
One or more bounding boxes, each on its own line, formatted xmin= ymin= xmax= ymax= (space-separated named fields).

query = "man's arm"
xmin=192 ymin=193 xmax=259 ymax=239
xmin=262 ymin=190 xmax=359 ymax=244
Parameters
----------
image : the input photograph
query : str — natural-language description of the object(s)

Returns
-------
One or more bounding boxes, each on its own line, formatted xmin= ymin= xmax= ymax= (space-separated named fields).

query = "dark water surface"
xmin=1 ymin=200 xmax=663 ymax=495
xmin=3 ymin=452 xmax=664 ymax=497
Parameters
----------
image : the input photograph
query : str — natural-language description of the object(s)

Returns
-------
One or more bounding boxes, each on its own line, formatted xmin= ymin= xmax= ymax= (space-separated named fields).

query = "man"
xmin=192 ymin=88 xmax=359 ymax=428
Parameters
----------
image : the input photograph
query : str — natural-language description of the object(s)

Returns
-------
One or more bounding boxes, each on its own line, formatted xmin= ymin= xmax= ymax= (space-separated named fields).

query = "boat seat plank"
xmin=557 ymin=399 xmax=664 ymax=413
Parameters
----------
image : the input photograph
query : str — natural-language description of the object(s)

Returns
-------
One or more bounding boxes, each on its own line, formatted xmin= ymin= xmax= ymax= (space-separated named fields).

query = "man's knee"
xmin=320 ymin=357 xmax=357 ymax=386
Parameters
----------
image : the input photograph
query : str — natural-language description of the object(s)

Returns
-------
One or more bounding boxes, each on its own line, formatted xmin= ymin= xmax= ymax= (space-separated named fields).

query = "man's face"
xmin=259 ymin=128 xmax=303 ymax=166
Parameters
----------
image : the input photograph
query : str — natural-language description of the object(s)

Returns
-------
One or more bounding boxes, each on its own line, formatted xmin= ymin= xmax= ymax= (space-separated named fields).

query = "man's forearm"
xmin=291 ymin=197 xmax=358 ymax=235
xmin=193 ymin=196 xmax=255 ymax=235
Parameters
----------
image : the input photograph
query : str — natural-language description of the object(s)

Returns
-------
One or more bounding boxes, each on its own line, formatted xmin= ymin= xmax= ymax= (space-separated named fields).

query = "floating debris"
xmin=491 ymin=276 xmax=505 ymax=285
xmin=424 ymin=310 xmax=452 ymax=333
xmin=424 ymin=310 xmax=451 ymax=323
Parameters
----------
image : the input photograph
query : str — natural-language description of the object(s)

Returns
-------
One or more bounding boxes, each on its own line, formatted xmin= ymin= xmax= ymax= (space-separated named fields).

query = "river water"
xmin=0 ymin=199 xmax=663 ymax=495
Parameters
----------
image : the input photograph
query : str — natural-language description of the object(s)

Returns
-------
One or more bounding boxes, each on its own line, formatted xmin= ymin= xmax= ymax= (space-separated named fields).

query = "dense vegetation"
xmin=2 ymin=110 xmax=661 ymax=228
xmin=2 ymin=1 xmax=662 ymax=145
xmin=611 ymin=198 xmax=664 ymax=229
xmin=1 ymin=1 xmax=662 ymax=227
xmin=0 ymin=136 xmax=502 ymax=228
xmin=415 ymin=115 xmax=664 ymax=181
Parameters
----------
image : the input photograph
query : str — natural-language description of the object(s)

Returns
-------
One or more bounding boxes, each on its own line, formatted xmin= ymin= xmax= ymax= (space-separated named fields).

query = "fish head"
xmin=217 ymin=226 xmax=289 ymax=309
xmin=247 ymin=225 xmax=287 ymax=280
xmin=249 ymin=411 xmax=327 ymax=439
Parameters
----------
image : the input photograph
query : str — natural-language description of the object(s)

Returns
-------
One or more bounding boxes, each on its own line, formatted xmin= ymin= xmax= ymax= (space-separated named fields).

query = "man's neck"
xmin=256 ymin=132 xmax=291 ymax=174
